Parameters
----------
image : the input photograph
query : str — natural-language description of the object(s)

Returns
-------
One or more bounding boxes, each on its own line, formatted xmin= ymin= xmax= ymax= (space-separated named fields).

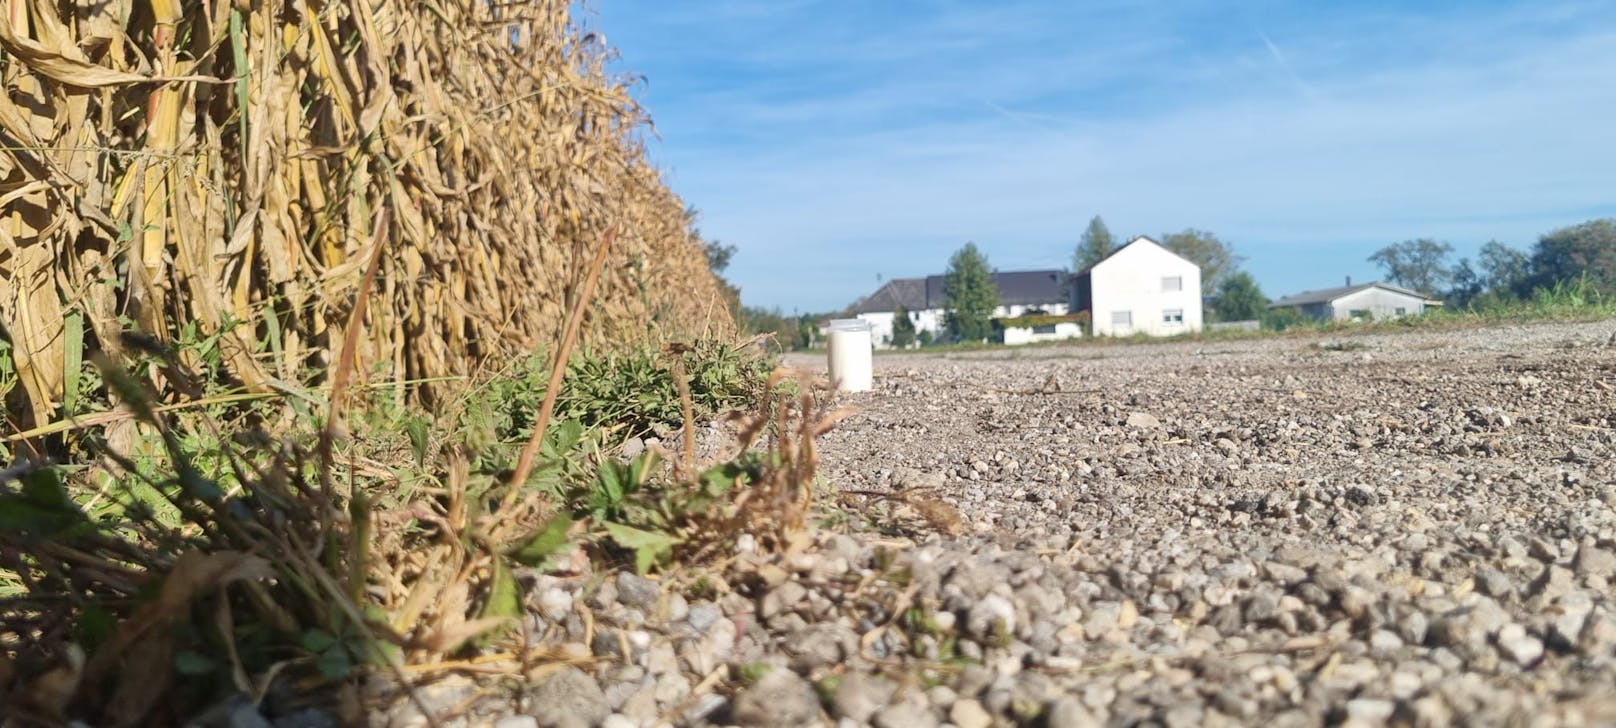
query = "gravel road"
xmin=779 ymin=320 xmax=1616 ymax=727
xmin=373 ymin=320 xmax=1616 ymax=728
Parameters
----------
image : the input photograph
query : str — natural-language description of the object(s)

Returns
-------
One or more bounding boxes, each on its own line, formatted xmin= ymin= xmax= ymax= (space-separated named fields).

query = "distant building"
xmin=1070 ymin=236 xmax=1203 ymax=337
xmin=1269 ymin=281 xmax=1437 ymax=321
xmin=852 ymin=270 xmax=1068 ymax=348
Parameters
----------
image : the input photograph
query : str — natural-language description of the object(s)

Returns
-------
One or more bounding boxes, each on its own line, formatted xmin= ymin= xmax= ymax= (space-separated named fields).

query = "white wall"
xmin=858 ymin=308 xmax=949 ymax=348
xmin=1004 ymin=322 xmax=1083 ymax=346
xmin=1089 ymin=238 xmax=1203 ymax=337
xmin=1328 ymin=287 xmax=1427 ymax=321
xmin=856 ymin=312 xmax=897 ymax=347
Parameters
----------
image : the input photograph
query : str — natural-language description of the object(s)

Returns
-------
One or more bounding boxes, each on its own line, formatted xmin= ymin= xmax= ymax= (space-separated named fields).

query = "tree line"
xmin=1366 ymin=219 xmax=1616 ymax=308
xmin=701 ymin=203 xmax=1616 ymax=348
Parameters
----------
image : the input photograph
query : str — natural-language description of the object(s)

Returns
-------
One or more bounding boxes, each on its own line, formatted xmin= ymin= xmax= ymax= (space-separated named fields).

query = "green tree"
xmin=1451 ymin=240 xmax=1532 ymax=307
xmin=1160 ymin=229 xmax=1242 ymax=295
xmin=1367 ymin=239 xmax=1454 ymax=294
xmin=943 ymin=242 xmax=1000 ymax=342
xmin=1528 ymin=219 xmax=1616 ymax=293
xmin=889 ymin=305 xmax=917 ymax=348
xmin=1073 ymin=215 xmax=1115 ymax=271
xmin=1447 ymin=259 xmax=1484 ymax=308
xmin=1213 ymin=271 xmax=1267 ymax=321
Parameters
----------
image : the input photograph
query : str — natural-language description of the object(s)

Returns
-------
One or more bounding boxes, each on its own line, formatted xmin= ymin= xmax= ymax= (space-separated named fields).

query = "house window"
xmin=1033 ymin=324 xmax=1057 ymax=335
xmin=1348 ymin=309 xmax=1370 ymax=320
xmin=1111 ymin=311 xmax=1132 ymax=327
xmin=1395 ymin=307 xmax=1406 ymax=315
xmin=1162 ymin=276 xmax=1183 ymax=292
xmin=1162 ymin=309 xmax=1184 ymax=324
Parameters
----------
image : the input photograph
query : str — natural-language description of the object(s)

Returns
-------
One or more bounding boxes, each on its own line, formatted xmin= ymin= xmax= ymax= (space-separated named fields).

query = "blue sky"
xmin=587 ymin=1 xmax=1616 ymax=313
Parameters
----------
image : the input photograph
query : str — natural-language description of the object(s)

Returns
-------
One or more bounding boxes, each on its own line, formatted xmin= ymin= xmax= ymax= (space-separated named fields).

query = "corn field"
xmin=0 ymin=0 xmax=732 ymax=429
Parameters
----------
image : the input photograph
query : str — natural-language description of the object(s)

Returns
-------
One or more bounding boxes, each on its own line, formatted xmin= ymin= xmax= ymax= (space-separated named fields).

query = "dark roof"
xmin=852 ymin=269 xmax=1067 ymax=313
xmin=993 ymin=270 xmax=1066 ymax=306
xmin=852 ymin=278 xmax=928 ymax=313
xmin=1269 ymin=281 xmax=1430 ymax=308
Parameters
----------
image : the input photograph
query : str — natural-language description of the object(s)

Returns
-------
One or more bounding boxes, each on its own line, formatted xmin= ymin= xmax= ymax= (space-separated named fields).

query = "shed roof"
xmin=1269 ymin=281 xmax=1430 ymax=308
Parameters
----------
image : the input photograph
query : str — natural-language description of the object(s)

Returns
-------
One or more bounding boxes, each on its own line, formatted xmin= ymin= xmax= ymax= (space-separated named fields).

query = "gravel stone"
xmin=1045 ymin=697 xmax=1102 ymax=728
xmin=615 ymin=573 xmax=659 ymax=609
xmin=525 ymin=668 xmax=608 ymax=728
xmin=730 ymin=670 xmax=823 ymax=728
xmin=872 ymin=697 xmax=937 ymax=728
xmin=831 ymin=673 xmax=896 ymax=722
xmin=949 ymin=698 xmax=993 ymax=728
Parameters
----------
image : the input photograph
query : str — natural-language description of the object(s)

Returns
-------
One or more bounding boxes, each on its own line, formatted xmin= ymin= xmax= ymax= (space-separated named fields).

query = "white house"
xmin=1269 ymin=281 xmax=1436 ymax=321
xmin=852 ymin=270 xmax=1069 ymax=348
xmin=1070 ymin=236 xmax=1203 ymax=337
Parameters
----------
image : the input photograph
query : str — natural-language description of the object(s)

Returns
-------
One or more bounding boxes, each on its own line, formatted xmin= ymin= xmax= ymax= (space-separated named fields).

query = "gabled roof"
xmin=852 ymin=269 xmax=1067 ymax=314
xmin=1269 ymin=281 xmax=1430 ymax=308
xmin=1076 ymin=235 xmax=1194 ymax=275
xmin=852 ymin=278 xmax=929 ymax=314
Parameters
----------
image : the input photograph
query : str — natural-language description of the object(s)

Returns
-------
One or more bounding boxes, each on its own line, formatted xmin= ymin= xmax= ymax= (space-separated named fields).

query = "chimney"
xmin=1345 ymin=276 xmax=1352 ymax=286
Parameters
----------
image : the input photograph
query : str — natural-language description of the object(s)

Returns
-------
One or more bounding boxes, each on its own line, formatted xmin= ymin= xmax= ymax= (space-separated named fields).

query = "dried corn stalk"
xmin=0 ymin=0 xmax=733 ymax=426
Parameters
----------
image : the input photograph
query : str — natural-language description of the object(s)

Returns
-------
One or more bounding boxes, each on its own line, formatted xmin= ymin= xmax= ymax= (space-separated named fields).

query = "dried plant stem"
xmin=318 ymin=206 xmax=392 ymax=547
xmin=505 ymin=230 xmax=615 ymax=494
xmin=672 ymin=356 xmax=696 ymax=473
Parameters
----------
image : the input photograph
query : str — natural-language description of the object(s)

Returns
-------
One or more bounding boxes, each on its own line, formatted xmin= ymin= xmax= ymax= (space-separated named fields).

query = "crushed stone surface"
xmin=367 ymin=320 xmax=1616 ymax=728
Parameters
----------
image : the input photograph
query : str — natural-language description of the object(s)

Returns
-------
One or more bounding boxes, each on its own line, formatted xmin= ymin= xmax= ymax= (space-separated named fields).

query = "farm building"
xmin=1069 ymin=236 xmax=1203 ymax=337
xmin=852 ymin=270 xmax=1068 ymax=348
xmin=1269 ymin=281 xmax=1437 ymax=321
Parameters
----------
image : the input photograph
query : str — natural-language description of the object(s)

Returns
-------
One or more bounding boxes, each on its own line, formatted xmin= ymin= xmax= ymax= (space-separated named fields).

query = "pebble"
xmin=949 ymin=698 xmax=993 ymax=728
xmin=616 ymin=572 xmax=660 ymax=609
xmin=730 ymin=670 xmax=823 ymax=727
xmin=872 ymin=698 xmax=937 ymax=728
xmin=526 ymin=668 xmax=609 ymax=728
xmin=831 ymin=673 xmax=896 ymax=722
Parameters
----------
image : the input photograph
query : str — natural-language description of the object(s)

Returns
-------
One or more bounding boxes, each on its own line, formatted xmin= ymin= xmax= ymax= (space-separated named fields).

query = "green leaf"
xmin=75 ymin=606 xmax=117 ymax=651
xmin=627 ymin=451 xmax=662 ymax=488
xmin=315 ymin=646 xmax=352 ymax=680
xmin=405 ymin=416 xmax=429 ymax=467
xmin=480 ymin=557 xmax=521 ymax=621
xmin=509 ymin=513 xmax=573 ymax=567
xmin=603 ymin=521 xmax=676 ymax=575
xmin=301 ymin=628 xmax=338 ymax=653
xmin=62 ymin=312 xmax=83 ymax=415
xmin=21 ymin=468 xmax=72 ymax=510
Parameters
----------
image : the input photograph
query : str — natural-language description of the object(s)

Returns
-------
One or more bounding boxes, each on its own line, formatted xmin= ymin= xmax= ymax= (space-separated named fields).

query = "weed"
xmin=737 ymin=662 xmax=774 ymax=685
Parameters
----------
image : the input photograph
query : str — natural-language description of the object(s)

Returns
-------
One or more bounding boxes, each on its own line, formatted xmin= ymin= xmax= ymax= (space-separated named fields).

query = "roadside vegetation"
xmin=0 ymin=1 xmax=835 ymax=724
xmin=0 ymin=318 xmax=827 ymax=724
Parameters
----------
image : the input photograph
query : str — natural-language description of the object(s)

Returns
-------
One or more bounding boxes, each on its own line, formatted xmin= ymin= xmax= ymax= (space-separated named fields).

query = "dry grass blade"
xmin=506 ymin=229 xmax=614 ymax=493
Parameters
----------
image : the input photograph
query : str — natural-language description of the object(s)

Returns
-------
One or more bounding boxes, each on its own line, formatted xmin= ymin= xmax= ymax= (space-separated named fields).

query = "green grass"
xmin=0 ymin=335 xmax=808 ymax=725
